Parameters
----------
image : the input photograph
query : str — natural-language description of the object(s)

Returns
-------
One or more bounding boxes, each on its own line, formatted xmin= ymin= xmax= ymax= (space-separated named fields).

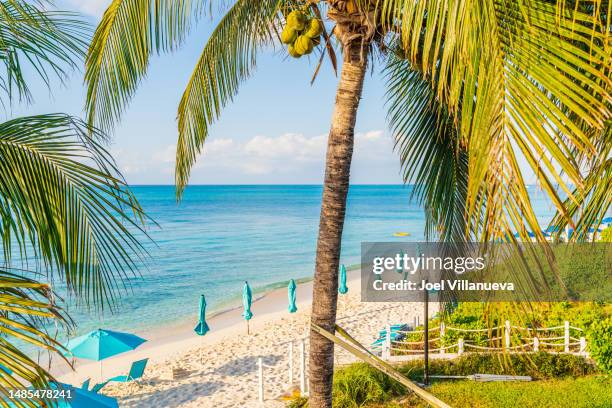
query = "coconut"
xmin=294 ymin=35 xmax=313 ymax=55
xmin=287 ymin=44 xmax=302 ymax=58
xmin=281 ymin=26 xmax=297 ymax=44
xmin=305 ymin=18 xmax=323 ymax=38
xmin=287 ymin=10 xmax=306 ymax=31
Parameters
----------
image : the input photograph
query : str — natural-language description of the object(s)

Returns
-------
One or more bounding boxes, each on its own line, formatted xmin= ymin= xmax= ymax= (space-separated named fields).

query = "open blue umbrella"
xmin=64 ymin=329 xmax=146 ymax=378
xmin=242 ymin=281 xmax=253 ymax=334
xmin=194 ymin=294 xmax=210 ymax=364
xmin=288 ymin=279 xmax=297 ymax=313
xmin=338 ymin=264 xmax=348 ymax=294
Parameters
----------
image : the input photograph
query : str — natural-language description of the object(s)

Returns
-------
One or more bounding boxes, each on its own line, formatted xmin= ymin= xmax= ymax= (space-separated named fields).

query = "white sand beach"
xmin=54 ymin=270 xmax=434 ymax=407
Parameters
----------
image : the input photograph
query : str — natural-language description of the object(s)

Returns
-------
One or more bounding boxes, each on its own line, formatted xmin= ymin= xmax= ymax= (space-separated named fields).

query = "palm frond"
xmin=385 ymin=53 xmax=468 ymax=243
xmin=0 ymin=268 xmax=69 ymax=408
xmin=175 ymin=0 xmax=284 ymax=195
xmin=0 ymin=114 xmax=149 ymax=308
xmin=381 ymin=0 xmax=611 ymax=243
xmin=552 ymin=122 xmax=612 ymax=240
xmin=0 ymin=0 xmax=90 ymax=106
xmin=84 ymin=0 xmax=200 ymax=133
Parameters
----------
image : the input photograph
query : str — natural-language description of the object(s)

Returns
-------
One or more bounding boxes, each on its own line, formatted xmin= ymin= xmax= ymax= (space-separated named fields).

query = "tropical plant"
xmin=0 ymin=2 xmax=147 ymax=407
xmin=84 ymin=0 xmax=610 ymax=406
xmin=586 ymin=316 xmax=612 ymax=373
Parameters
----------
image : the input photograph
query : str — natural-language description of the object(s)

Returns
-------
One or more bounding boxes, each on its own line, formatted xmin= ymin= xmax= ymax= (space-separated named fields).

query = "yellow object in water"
xmin=393 ymin=232 xmax=411 ymax=237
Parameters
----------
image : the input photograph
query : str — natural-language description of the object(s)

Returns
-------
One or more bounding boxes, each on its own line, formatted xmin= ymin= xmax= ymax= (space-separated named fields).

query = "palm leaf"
xmin=84 ymin=0 xmax=200 ymax=133
xmin=0 ymin=268 xmax=69 ymax=408
xmin=0 ymin=114 xmax=149 ymax=308
xmin=551 ymin=122 xmax=612 ymax=240
xmin=175 ymin=0 xmax=284 ymax=195
xmin=385 ymin=53 xmax=469 ymax=243
xmin=0 ymin=0 xmax=90 ymax=105
xmin=382 ymin=0 xmax=610 ymax=244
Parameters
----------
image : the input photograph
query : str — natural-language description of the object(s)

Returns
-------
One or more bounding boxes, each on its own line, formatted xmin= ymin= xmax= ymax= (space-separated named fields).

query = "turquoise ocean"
xmin=62 ymin=185 xmax=557 ymax=337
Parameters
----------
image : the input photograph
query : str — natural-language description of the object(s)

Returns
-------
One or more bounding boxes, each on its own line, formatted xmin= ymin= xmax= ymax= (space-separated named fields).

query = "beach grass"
xmin=400 ymin=376 xmax=612 ymax=408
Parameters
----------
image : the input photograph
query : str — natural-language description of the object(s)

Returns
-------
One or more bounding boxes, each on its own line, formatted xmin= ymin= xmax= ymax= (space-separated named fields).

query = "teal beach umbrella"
xmin=65 ymin=329 xmax=146 ymax=361
xmin=338 ymin=264 xmax=348 ymax=294
xmin=242 ymin=281 xmax=253 ymax=334
xmin=288 ymin=279 xmax=297 ymax=313
xmin=64 ymin=329 xmax=146 ymax=378
xmin=194 ymin=294 xmax=210 ymax=336
xmin=194 ymin=294 xmax=210 ymax=364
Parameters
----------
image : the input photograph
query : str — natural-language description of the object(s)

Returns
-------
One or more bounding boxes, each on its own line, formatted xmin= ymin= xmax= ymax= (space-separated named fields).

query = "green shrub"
xmin=332 ymin=363 xmax=404 ymax=407
xmin=398 ymin=353 xmax=597 ymax=380
xmin=599 ymin=226 xmax=612 ymax=242
xmin=402 ymin=376 xmax=612 ymax=408
xmin=287 ymin=396 xmax=308 ymax=408
xmin=587 ymin=316 xmax=612 ymax=373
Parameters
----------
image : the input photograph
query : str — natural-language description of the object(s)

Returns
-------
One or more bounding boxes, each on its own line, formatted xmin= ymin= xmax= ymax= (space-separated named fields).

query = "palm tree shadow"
xmin=212 ymin=354 xmax=282 ymax=377
xmin=118 ymin=381 xmax=225 ymax=408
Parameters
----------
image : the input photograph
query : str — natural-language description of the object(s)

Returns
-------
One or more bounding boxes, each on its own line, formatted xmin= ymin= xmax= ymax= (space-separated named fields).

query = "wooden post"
xmin=458 ymin=338 xmax=464 ymax=355
xmin=384 ymin=324 xmax=391 ymax=360
xmin=505 ymin=320 xmax=511 ymax=349
xmin=533 ymin=337 xmax=539 ymax=352
xmin=288 ymin=342 xmax=293 ymax=386
xmin=564 ymin=321 xmax=570 ymax=353
xmin=299 ymin=339 xmax=306 ymax=395
xmin=439 ymin=322 xmax=445 ymax=355
xmin=423 ymin=285 xmax=429 ymax=385
xmin=579 ymin=337 xmax=586 ymax=355
xmin=258 ymin=357 xmax=264 ymax=403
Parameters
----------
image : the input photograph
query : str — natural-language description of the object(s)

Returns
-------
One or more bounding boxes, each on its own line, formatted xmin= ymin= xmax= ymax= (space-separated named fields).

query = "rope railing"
xmin=376 ymin=320 xmax=588 ymax=360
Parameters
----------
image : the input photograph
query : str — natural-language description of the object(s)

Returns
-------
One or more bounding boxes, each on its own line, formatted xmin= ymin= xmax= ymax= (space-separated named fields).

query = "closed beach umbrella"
xmin=288 ymin=279 xmax=297 ymax=313
xmin=338 ymin=264 xmax=348 ymax=294
xmin=64 ymin=329 xmax=146 ymax=378
xmin=194 ymin=294 xmax=210 ymax=365
xmin=194 ymin=294 xmax=210 ymax=336
xmin=242 ymin=281 xmax=253 ymax=334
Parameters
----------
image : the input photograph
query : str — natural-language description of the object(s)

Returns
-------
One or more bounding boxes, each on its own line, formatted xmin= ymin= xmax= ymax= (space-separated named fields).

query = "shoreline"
xmin=53 ymin=266 xmax=363 ymax=382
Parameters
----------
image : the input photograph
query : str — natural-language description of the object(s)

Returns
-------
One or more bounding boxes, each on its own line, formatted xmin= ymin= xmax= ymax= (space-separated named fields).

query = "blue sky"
xmin=8 ymin=1 xmax=405 ymax=185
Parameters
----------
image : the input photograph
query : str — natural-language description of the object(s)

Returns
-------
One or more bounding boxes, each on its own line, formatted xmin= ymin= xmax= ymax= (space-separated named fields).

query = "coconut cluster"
xmin=281 ymin=10 xmax=323 ymax=58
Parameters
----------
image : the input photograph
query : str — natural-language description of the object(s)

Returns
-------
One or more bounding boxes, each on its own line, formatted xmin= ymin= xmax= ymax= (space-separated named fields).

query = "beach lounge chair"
xmin=89 ymin=359 xmax=149 ymax=393
xmin=80 ymin=378 xmax=90 ymax=390
xmin=371 ymin=324 xmax=409 ymax=351
xmin=90 ymin=380 xmax=109 ymax=393
xmin=108 ymin=358 xmax=149 ymax=385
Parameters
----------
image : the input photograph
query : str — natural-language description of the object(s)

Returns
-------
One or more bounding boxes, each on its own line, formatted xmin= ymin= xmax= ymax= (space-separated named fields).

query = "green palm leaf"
xmin=85 ymin=0 xmax=199 ymax=133
xmin=0 ymin=114 xmax=149 ymax=307
xmin=552 ymin=123 xmax=612 ymax=240
xmin=385 ymin=54 xmax=469 ymax=243
xmin=382 ymin=0 xmax=610 ymax=243
xmin=0 ymin=268 xmax=69 ymax=408
xmin=176 ymin=0 xmax=283 ymax=194
xmin=0 ymin=0 xmax=90 ymax=105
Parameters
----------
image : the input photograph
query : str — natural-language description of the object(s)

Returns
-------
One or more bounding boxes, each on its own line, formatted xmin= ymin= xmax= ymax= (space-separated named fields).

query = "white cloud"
xmin=113 ymin=130 xmax=402 ymax=184
xmin=62 ymin=0 xmax=110 ymax=17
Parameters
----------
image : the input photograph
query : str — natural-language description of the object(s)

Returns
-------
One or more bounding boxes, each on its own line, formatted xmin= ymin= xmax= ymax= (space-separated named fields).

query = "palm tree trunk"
xmin=308 ymin=42 xmax=369 ymax=407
